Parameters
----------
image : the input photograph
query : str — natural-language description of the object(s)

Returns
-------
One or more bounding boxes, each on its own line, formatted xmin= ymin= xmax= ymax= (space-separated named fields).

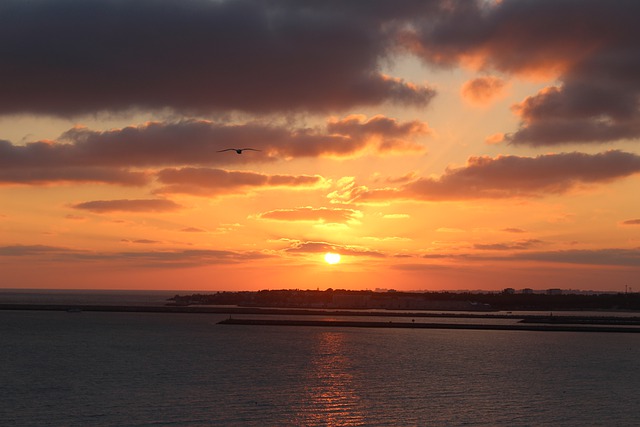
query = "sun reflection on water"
xmin=298 ymin=332 xmax=365 ymax=426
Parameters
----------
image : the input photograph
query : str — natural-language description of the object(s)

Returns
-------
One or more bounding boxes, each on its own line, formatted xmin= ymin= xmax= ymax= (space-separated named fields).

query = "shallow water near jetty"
xmin=2 ymin=307 xmax=640 ymax=426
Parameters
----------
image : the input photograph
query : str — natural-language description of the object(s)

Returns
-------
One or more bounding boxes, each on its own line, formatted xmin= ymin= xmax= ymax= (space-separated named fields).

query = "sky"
xmin=1 ymin=0 xmax=639 ymax=292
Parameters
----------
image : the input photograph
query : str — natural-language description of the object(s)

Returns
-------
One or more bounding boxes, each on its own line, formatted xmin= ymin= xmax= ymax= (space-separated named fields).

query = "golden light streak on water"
xmin=300 ymin=332 xmax=365 ymax=426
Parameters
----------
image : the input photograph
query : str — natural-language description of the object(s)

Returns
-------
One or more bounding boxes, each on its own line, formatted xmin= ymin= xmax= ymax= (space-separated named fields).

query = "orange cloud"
xmin=461 ymin=76 xmax=506 ymax=106
xmin=155 ymin=168 xmax=326 ymax=196
xmin=327 ymin=114 xmax=430 ymax=154
xmin=283 ymin=240 xmax=385 ymax=258
xmin=327 ymin=177 xmax=372 ymax=205
xmin=258 ymin=207 xmax=362 ymax=224
xmin=484 ymin=133 xmax=505 ymax=145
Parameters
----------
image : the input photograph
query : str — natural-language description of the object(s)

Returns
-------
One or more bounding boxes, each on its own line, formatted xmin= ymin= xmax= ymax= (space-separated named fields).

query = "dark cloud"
xmin=507 ymin=86 xmax=640 ymax=146
xmin=393 ymin=263 xmax=455 ymax=271
xmin=0 ymin=166 xmax=149 ymax=186
xmin=512 ymin=248 xmax=640 ymax=267
xmin=155 ymin=168 xmax=324 ymax=196
xmin=411 ymin=247 xmax=640 ymax=268
xmin=0 ymin=0 xmax=435 ymax=116
xmin=0 ymin=117 xmax=428 ymax=185
xmin=421 ymin=254 xmax=451 ymax=259
xmin=101 ymin=249 xmax=272 ymax=268
xmin=71 ymin=199 xmax=182 ymax=213
xmin=3 ymin=0 xmax=638 ymax=146
xmin=474 ymin=239 xmax=544 ymax=251
xmin=258 ymin=207 xmax=361 ymax=223
xmin=0 ymin=244 xmax=271 ymax=268
xmin=622 ymin=219 xmax=640 ymax=225
xmin=276 ymin=115 xmax=428 ymax=157
xmin=65 ymin=214 xmax=86 ymax=221
xmin=0 ymin=244 xmax=76 ymax=256
xmin=403 ymin=0 xmax=640 ymax=145
xmin=180 ymin=227 xmax=207 ymax=233
xmin=120 ymin=239 xmax=162 ymax=245
xmin=326 ymin=115 xmax=430 ymax=153
xmin=331 ymin=150 xmax=640 ymax=202
xmin=502 ymin=228 xmax=526 ymax=233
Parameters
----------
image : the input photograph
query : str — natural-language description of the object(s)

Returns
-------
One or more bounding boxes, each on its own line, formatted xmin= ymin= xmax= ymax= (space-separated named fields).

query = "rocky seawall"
xmin=218 ymin=317 xmax=640 ymax=333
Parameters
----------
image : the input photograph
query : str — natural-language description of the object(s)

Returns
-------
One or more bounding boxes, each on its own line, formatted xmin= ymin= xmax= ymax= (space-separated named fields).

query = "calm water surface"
xmin=1 ymin=309 xmax=639 ymax=426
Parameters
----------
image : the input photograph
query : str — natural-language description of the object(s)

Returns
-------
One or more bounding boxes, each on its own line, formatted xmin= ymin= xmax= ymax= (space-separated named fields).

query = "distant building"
xmin=502 ymin=288 xmax=515 ymax=294
xmin=521 ymin=288 xmax=534 ymax=294
xmin=546 ymin=288 xmax=563 ymax=295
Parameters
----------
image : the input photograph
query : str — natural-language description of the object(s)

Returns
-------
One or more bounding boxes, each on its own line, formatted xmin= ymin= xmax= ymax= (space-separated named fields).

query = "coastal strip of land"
xmin=3 ymin=303 xmax=640 ymax=331
xmin=0 ymin=303 xmax=539 ymax=318
xmin=0 ymin=303 xmax=508 ymax=317
xmin=218 ymin=318 xmax=640 ymax=333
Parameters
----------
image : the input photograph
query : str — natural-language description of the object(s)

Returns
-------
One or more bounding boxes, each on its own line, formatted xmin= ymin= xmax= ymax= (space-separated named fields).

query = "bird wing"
xmin=217 ymin=148 xmax=236 ymax=152
xmin=241 ymin=148 xmax=261 ymax=151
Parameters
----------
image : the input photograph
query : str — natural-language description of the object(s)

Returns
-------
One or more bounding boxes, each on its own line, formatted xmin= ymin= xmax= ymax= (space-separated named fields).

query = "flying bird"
xmin=217 ymin=148 xmax=261 ymax=154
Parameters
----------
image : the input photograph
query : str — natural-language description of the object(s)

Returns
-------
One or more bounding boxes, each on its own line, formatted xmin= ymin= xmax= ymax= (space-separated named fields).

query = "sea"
xmin=1 ymin=290 xmax=640 ymax=426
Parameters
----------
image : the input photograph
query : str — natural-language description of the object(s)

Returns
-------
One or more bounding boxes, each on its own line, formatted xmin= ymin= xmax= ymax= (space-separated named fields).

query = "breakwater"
xmin=218 ymin=317 xmax=640 ymax=333
xmin=3 ymin=303 xmax=640 ymax=332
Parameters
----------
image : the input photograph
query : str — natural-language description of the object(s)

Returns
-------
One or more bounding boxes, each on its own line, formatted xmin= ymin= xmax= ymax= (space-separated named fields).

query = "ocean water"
xmin=1 ymin=308 xmax=640 ymax=426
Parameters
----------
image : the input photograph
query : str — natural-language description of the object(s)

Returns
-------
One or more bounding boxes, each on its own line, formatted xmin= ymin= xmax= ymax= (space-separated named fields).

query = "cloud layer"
xmin=71 ymin=199 xmax=182 ymax=213
xmin=2 ymin=1 xmax=639 ymax=148
xmin=0 ymin=244 xmax=270 ymax=268
xmin=0 ymin=116 xmax=428 ymax=185
xmin=258 ymin=207 xmax=361 ymax=224
xmin=155 ymin=168 xmax=325 ymax=197
xmin=403 ymin=0 xmax=640 ymax=146
xmin=461 ymin=76 xmax=506 ymax=106
xmin=0 ymin=0 xmax=435 ymax=116
xmin=2 ymin=1 xmax=639 ymax=291
xmin=331 ymin=151 xmax=640 ymax=202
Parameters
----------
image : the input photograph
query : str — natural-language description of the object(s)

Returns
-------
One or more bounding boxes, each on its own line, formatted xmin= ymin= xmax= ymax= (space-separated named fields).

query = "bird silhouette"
xmin=217 ymin=148 xmax=261 ymax=154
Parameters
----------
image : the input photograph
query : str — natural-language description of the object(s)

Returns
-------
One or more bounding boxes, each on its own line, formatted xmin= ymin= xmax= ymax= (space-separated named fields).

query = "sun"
xmin=324 ymin=252 xmax=341 ymax=264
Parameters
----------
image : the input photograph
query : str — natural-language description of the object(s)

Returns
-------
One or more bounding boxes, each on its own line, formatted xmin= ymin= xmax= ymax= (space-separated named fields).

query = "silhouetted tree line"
xmin=168 ymin=289 xmax=640 ymax=311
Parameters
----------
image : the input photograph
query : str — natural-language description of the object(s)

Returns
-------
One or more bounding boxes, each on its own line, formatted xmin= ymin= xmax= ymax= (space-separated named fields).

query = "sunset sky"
xmin=1 ymin=0 xmax=639 ymax=292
